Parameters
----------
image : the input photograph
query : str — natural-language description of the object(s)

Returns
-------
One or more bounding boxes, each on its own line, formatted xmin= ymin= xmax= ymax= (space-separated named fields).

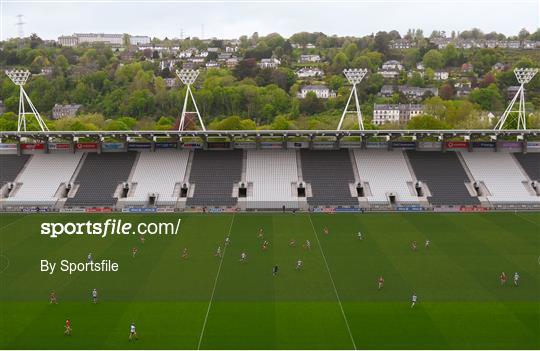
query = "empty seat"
xmin=406 ymin=151 xmax=479 ymax=206
xmin=460 ymin=151 xmax=538 ymax=203
xmin=246 ymin=150 xmax=299 ymax=209
xmin=186 ymin=150 xmax=242 ymax=207
xmin=513 ymin=153 xmax=540 ymax=181
xmin=122 ymin=150 xmax=190 ymax=206
xmin=300 ymin=149 xmax=357 ymax=207
xmin=5 ymin=153 xmax=82 ymax=206
xmin=66 ymin=152 xmax=137 ymax=207
xmin=0 ymin=155 xmax=30 ymax=186
xmin=354 ymin=149 xmax=418 ymax=204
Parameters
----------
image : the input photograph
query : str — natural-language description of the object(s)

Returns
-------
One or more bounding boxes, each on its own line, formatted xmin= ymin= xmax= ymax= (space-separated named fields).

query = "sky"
xmin=0 ymin=0 xmax=539 ymax=41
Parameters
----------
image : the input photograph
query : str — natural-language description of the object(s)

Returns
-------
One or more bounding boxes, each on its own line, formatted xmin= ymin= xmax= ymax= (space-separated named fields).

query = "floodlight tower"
xmin=338 ymin=68 xmax=368 ymax=131
xmin=5 ymin=69 xmax=49 ymax=132
xmin=176 ymin=69 xmax=206 ymax=131
xmin=494 ymin=67 xmax=538 ymax=130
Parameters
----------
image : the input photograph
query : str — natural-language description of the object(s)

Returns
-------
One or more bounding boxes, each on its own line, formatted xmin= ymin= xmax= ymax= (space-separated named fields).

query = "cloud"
xmin=1 ymin=1 xmax=538 ymax=40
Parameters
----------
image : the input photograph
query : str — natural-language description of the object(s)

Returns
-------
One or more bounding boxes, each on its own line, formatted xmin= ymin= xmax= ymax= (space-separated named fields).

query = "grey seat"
xmin=66 ymin=152 xmax=137 ymax=207
xmin=186 ymin=150 xmax=243 ymax=207
xmin=300 ymin=149 xmax=357 ymax=207
xmin=0 ymin=155 xmax=31 ymax=186
xmin=406 ymin=151 xmax=479 ymax=206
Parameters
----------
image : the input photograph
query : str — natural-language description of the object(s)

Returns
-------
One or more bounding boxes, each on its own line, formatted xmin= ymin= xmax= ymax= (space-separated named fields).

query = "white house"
xmin=433 ymin=71 xmax=449 ymax=80
xmin=298 ymin=85 xmax=336 ymax=99
xmin=372 ymin=104 xmax=424 ymax=125
xmin=296 ymin=67 xmax=324 ymax=78
xmin=379 ymin=60 xmax=403 ymax=79
xmin=382 ymin=60 xmax=404 ymax=71
xmin=299 ymin=54 xmax=321 ymax=63
xmin=258 ymin=58 xmax=281 ymax=69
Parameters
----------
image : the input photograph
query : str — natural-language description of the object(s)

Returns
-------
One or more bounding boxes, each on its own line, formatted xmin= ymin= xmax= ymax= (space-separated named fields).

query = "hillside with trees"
xmin=1 ymin=28 xmax=539 ymax=131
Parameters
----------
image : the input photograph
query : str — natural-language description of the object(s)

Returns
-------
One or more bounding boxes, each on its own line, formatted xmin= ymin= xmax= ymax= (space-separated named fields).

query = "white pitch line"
xmin=308 ymin=214 xmax=357 ymax=350
xmin=513 ymin=212 xmax=540 ymax=227
xmin=197 ymin=213 xmax=235 ymax=350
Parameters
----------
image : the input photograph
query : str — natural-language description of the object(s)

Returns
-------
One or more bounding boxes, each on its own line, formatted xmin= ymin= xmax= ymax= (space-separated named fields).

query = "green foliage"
xmin=468 ymin=84 xmax=504 ymax=111
xmin=422 ymin=50 xmax=444 ymax=70
xmin=406 ymin=114 xmax=450 ymax=129
xmin=1 ymin=31 xmax=539 ymax=131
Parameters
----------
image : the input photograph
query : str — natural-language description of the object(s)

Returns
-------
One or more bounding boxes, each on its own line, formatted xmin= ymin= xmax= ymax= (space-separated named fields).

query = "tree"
xmin=299 ymin=92 xmax=325 ymax=115
xmin=233 ymin=58 xmax=258 ymax=80
xmin=422 ymin=50 xmax=444 ymax=70
xmin=407 ymin=72 xmax=424 ymax=87
xmin=407 ymin=114 xmax=450 ymax=129
xmin=439 ymin=83 xmax=455 ymax=100
xmin=344 ymin=43 xmax=358 ymax=61
xmin=468 ymin=84 xmax=503 ymax=111
xmin=331 ymin=52 xmax=348 ymax=73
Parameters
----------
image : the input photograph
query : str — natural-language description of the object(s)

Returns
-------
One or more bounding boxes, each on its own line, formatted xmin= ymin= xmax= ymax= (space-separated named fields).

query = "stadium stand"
xmin=186 ymin=150 xmax=243 ymax=207
xmin=4 ymin=153 xmax=83 ymax=206
xmin=353 ymin=149 xmax=419 ymax=205
xmin=406 ymin=151 xmax=480 ymax=205
xmin=66 ymin=152 xmax=137 ymax=207
xmin=120 ymin=150 xmax=190 ymax=206
xmin=460 ymin=151 xmax=539 ymax=203
xmin=513 ymin=153 xmax=540 ymax=181
xmin=0 ymin=154 xmax=30 ymax=186
xmin=245 ymin=150 xmax=300 ymax=209
xmin=300 ymin=149 xmax=358 ymax=207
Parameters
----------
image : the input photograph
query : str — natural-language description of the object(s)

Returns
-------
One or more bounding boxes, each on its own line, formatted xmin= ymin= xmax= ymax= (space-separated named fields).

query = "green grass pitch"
xmin=0 ymin=212 xmax=539 ymax=349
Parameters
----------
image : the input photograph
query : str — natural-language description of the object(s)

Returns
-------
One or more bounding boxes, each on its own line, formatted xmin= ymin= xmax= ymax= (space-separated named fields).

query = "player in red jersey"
xmin=140 ymin=234 xmax=145 ymax=244
xmin=50 ymin=290 xmax=57 ymax=304
xmin=132 ymin=247 xmax=138 ymax=258
xmin=64 ymin=319 xmax=72 ymax=336
xmin=378 ymin=276 xmax=385 ymax=290
xmin=500 ymin=272 xmax=507 ymax=286
xmin=323 ymin=226 xmax=329 ymax=235
xmin=289 ymin=239 xmax=296 ymax=247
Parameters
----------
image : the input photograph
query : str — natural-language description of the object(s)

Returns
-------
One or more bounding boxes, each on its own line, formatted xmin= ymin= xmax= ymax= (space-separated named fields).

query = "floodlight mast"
xmin=176 ymin=69 xmax=206 ymax=131
xmin=338 ymin=68 xmax=367 ymax=131
xmin=494 ymin=68 xmax=538 ymax=131
xmin=5 ymin=69 xmax=49 ymax=132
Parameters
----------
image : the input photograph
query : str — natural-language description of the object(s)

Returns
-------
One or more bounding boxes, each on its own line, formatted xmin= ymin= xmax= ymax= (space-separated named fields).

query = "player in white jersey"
xmin=411 ymin=293 xmax=418 ymax=308
xmin=129 ymin=323 xmax=138 ymax=340
xmin=425 ymin=239 xmax=430 ymax=248
xmin=304 ymin=240 xmax=311 ymax=250
xmin=215 ymin=246 xmax=222 ymax=258
xmin=225 ymin=236 xmax=230 ymax=246
xmin=357 ymin=232 xmax=363 ymax=240
xmin=513 ymin=272 xmax=520 ymax=286
xmin=240 ymin=252 xmax=247 ymax=262
xmin=92 ymin=288 xmax=98 ymax=303
xmin=296 ymin=260 xmax=303 ymax=270
xmin=87 ymin=253 xmax=93 ymax=263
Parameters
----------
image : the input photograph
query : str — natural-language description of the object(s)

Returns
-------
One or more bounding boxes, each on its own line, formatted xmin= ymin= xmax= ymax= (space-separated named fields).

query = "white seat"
xmin=353 ymin=149 xmax=418 ymax=204
xmin=5 ymin=153 xmax=83 ymax=205
xmin=246 ymin=150 xmax=299 ymax=208
xmin=460 ymin=151 xmax=538 ymax=203
xmin=123 ymin=150 xmax=190 ymax=205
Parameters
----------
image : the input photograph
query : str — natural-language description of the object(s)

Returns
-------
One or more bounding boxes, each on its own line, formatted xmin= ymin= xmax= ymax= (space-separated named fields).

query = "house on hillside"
xmin=372 ymin=104 xmax=424 ymax=125
xmin=299 ymin=54 xmax=321 ymax=63
xmin=298 ymin=85 xmax=336 ymax=99
xmin=258 ymin=58 xmax=281 ymax=69
xmin=52 ymin=104 xmax=82 ymax=119
xmin=434 ymin=71 xmax=449 ymax=80
xmin=296 ymin=67 xmax=324 ymax=78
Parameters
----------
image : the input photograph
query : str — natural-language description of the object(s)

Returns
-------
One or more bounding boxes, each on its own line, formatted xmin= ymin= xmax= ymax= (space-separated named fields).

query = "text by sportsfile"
xmin=40 ymin=218 xmax=182 ymax=238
